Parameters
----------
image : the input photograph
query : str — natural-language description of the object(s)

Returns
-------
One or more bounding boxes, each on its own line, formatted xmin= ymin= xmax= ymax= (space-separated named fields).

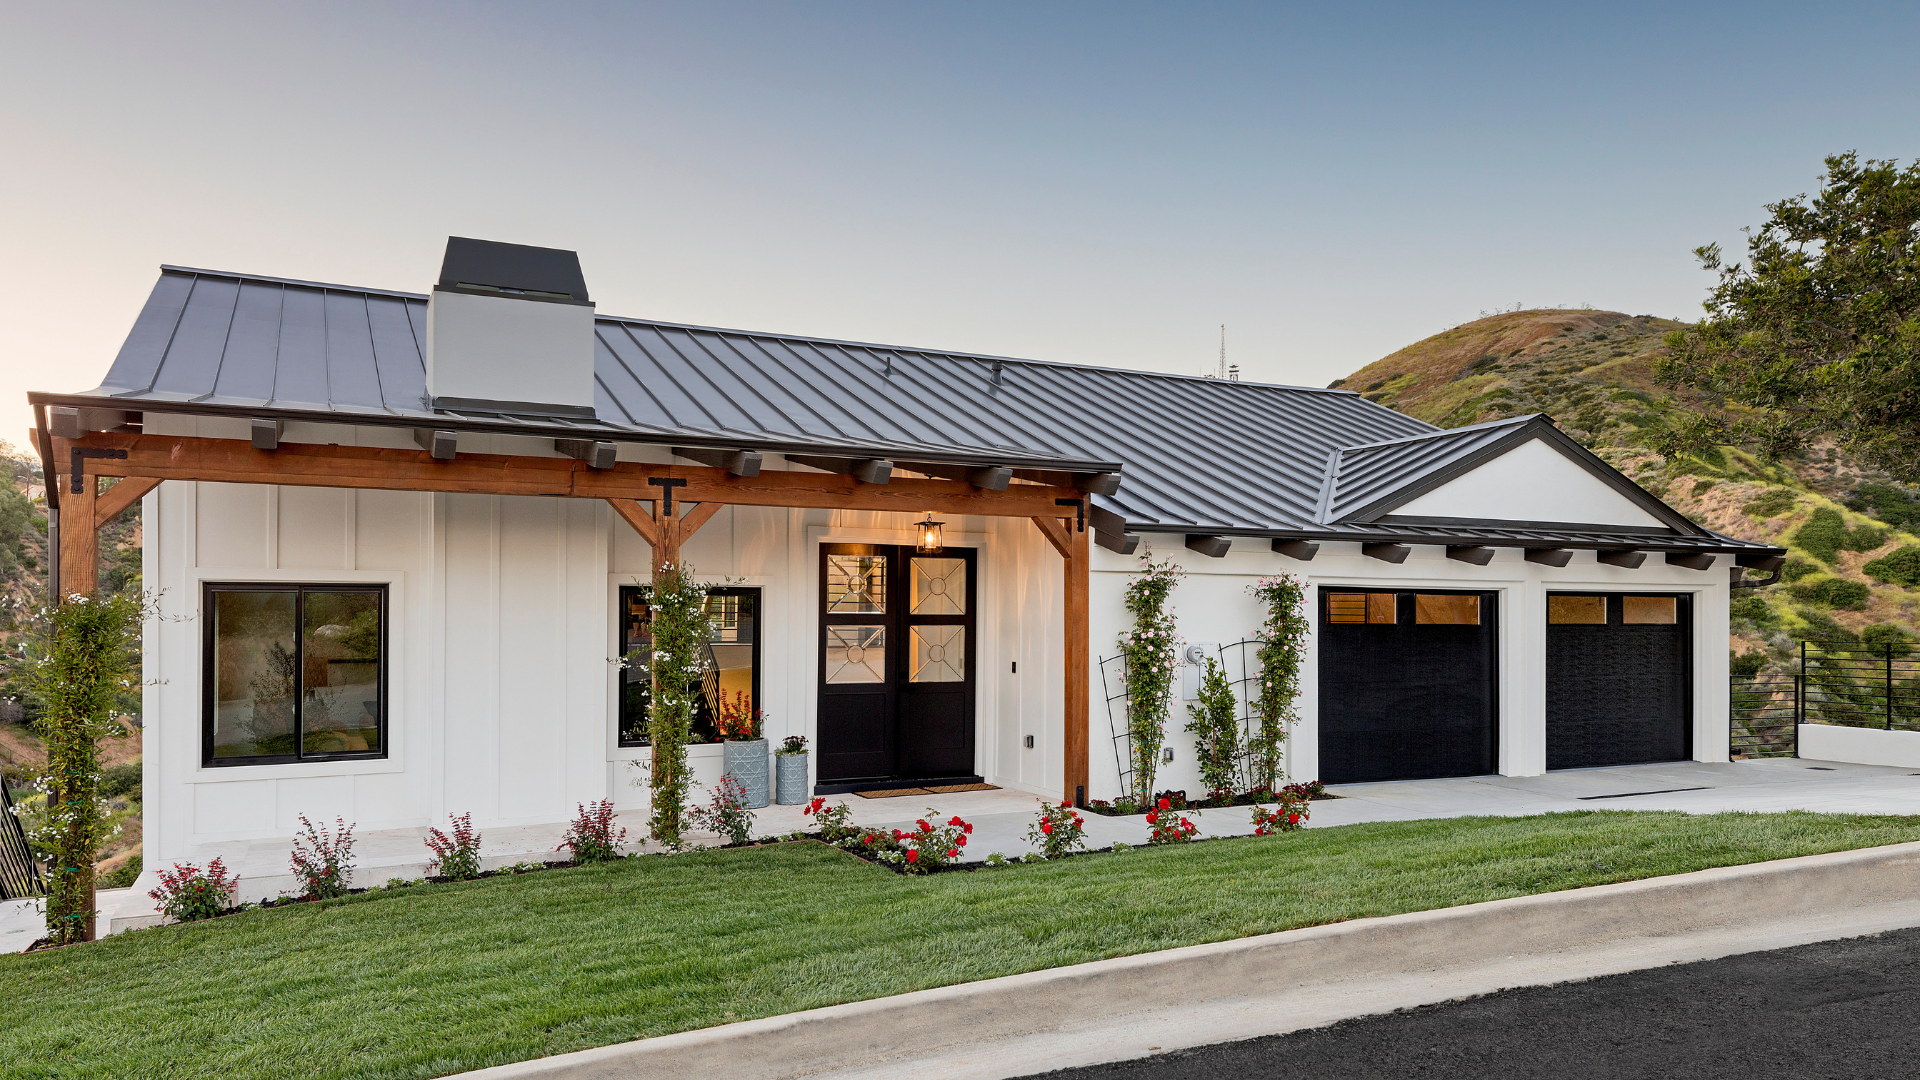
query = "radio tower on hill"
xmin=1210 ymin=324 xmax=1239 ymax=381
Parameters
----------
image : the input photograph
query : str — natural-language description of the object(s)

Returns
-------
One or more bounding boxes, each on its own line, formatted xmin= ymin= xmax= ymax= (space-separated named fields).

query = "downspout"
xmin=31 ymin=403 xmax=58 ymax=606
xmin=1729 ymin=565 xmax=1780 ymax=590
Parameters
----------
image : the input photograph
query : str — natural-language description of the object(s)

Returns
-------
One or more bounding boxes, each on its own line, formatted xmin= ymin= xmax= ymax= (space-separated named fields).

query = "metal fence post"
xmin=1889 ymin=642 xmax=1896 ymax=731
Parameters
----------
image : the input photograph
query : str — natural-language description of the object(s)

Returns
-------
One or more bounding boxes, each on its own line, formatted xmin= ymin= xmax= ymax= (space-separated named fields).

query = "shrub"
xmin=1793 ymin=608 xmax=1857 ymax=643
xmin=149 ymin=858 xmax=236 ymax=923
xmin=1793 ymin=507 xmax=1888 ymax=564
xmin=424 ymin=812 xmax=483 ymax=881
xmin=1780 ymin=558 xmax=1819 ymax=583
xmin=1143 ymin=798 xmax=1199 ymax=844
xmin=644 ymin=561 xmax=712 ymax=846
xmin=1691 ymin=479 xmax=1716 ymax=497
xmin=1743 ymin=488 xmax=1797 ymax=518
xmin=1251 ymin=790 xmax=1310 ymax=835
xmin=1864 ymin=545 xmax=1920 ymax=588
xmin=803 ymin=796 xmax=857 ymax=842
xmin=1730 ymin=651 xmax=1768 ymax=678
xmin=688 ymin=774 xmax=755 ymax=846
xmin=1861 ymin=624 xmax=1917 ymax=649
xmin=1247 ymin=574 xmax=1308 ymax=792
xmin=289 ymin=815 xmax=357 ymax=899
xmin=1024 ymin=802 xmax=1087 ymax=859
xmin=1790 ymin=576 xmax=1871 ymax=610
xmin=1729 ymin=596 xmax=1774 ymax=624
xmin=1280 ymin=780 xmax=1327 ymax=801
xmin=1845 ymin=483 xmax=1920 ymax=531
xmin=1185 ymin=657 xmax=1244 ymax=800
xmin=892 ymin=811 xmax=971 ymax=873
xmin=98 ymin=852 xmax=142 ymax=888
xmin=1118 ymin=553 xmax=1183 ymax=803
xmin=557 ymin=799 xmax=627 ymax=863
xmin=99 ymin=762 xmax=141 ymax=800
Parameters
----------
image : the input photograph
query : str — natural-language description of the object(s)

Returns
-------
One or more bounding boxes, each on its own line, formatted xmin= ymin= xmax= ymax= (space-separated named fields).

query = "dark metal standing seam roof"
xmin=41 ymin=265 xmax=1780 ymax=555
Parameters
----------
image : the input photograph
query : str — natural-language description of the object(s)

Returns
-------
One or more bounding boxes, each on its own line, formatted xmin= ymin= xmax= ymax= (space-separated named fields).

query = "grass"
xmin=8 ymin=810 xmax=1920 ymax=1079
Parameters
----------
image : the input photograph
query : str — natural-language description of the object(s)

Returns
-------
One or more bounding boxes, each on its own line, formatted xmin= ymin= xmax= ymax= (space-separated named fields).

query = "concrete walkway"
xmin=14 ymin=757 xmax=1920 ymax=948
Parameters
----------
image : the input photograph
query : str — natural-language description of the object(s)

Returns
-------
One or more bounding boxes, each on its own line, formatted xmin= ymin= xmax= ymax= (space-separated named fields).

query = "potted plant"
xmin=775 ymin=735 xmax=809 ymax=805
xmin=715 ymin=694 xmax=770 ymax=809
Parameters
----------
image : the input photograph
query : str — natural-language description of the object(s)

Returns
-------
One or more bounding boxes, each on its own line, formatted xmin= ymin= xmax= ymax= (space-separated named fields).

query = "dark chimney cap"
xmin=436 ymin=237 xmax=590 ymax=305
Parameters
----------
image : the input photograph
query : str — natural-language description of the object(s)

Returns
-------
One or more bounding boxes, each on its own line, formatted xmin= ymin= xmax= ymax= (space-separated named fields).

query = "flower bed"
xmin=1084 ymin=779 xmax=1338 ymax=817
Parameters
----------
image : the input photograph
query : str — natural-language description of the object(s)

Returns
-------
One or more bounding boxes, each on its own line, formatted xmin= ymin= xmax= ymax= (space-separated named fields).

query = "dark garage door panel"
xmin=1318 ymin=591 xmax=1498 ymax=784
xmin=1546 ymin=598 xmax=1691 ymax=770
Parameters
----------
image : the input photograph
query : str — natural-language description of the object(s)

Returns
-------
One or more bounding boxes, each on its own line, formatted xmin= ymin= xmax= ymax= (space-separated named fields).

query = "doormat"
xmin=855 ymin=784 xmax=999 ymax=799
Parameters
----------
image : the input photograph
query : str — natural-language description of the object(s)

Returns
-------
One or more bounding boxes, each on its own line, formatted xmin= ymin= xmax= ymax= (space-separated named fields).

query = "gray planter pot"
xmin=775 ymin=752 xmax=810 ymax=805
xmin=723 ymin=738 xmax=770 ymax=809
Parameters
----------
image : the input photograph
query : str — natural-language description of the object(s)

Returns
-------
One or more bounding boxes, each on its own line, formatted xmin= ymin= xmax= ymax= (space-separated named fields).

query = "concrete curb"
xmin=462 ymin=841 xmax=1920 ymax=1079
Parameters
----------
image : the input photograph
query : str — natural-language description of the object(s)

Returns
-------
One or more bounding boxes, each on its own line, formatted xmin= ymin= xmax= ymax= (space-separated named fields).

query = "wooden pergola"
xmin=42 ymin=426 xmax=1098 ymax=806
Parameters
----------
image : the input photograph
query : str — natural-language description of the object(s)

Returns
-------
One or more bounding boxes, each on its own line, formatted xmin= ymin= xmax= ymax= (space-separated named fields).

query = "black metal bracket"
xmin=647 ymin=476 xmax=687 ymax=516
xmin=69 ymin=448 xmax=128 ymax=494
xmin=1056 ymin=498 xmax=1085 ymax=532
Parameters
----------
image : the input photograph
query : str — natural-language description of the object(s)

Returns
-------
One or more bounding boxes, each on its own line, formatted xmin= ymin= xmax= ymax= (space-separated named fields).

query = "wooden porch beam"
xmin=95 ymin=477 xmax=162 ymax=528
xmin=54 ymin=432 xmax=1089 ymax=518
xmin=606 ymin=499 xmax=664 ymax=549
xmin=1064 ymin=522 xmax=1090 ymax=807
xmin=1031 ymin=514 xmax=1072 ymax=558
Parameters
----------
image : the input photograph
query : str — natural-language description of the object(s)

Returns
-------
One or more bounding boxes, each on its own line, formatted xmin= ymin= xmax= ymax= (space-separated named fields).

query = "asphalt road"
xmin=1020 ymin=926 xmax=1920 ymax=1080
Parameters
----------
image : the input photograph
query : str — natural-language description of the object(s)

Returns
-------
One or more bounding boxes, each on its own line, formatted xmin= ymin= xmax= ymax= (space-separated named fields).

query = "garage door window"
xmin=1548 ymin=595 xmax=1606 ymax=624
xmin=1623 ymin=596 xmax=1678 ymax=624
xmin=1415 ymin=594 xmax=1480 ymax=625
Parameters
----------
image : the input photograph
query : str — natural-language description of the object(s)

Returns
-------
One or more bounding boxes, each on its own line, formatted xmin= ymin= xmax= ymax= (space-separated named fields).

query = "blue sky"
xmin=3 ymin=1 xmax=1915 ymax=438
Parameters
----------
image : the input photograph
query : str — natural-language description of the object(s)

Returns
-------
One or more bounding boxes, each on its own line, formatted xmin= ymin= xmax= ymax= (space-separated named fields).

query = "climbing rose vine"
xmin=644 ymin=561 xmax=712 ymax=847
xmin=1118 ymin=551 xmax=1183 ymax=803
xmin=1247 ymin=573 xmax=1307 ymax=792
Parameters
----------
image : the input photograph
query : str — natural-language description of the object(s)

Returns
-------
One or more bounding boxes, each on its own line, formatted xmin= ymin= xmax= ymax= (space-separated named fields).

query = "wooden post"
xmin=1064 ymin=521 xmax=1090 ymax=807
xmin=57 ymin=470 xmax=97 ymax=601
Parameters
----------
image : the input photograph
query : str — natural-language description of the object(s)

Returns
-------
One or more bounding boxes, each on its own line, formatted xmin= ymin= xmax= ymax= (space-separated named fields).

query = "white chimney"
xmin=425 ymin=237 xmax=597 ymax=416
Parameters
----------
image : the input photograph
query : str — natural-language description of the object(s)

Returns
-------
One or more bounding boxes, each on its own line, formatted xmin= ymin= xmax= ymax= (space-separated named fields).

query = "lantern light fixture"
xmin=915 ymin=514 xmax=945 ymax=554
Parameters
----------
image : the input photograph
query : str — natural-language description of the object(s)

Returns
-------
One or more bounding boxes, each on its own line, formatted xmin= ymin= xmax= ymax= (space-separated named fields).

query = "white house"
xmin=30 ymin=238 xmax=1784 ymax=888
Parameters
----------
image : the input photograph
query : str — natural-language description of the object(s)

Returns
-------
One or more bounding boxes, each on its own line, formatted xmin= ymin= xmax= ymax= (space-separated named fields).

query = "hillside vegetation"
xmin=1334 ymin=310 xmax=1920 ymax=669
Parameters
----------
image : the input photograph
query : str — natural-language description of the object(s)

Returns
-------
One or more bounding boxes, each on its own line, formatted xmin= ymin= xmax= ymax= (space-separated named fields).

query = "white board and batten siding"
xmin=140 ymin=414 xmax=1070 ymax=867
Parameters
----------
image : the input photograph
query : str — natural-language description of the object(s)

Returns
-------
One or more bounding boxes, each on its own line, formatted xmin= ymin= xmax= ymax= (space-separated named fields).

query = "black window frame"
xmin=618 ymin=585 xmax=763 ymax=748
xmin=201 ymin=582 xmax=390 ymax=768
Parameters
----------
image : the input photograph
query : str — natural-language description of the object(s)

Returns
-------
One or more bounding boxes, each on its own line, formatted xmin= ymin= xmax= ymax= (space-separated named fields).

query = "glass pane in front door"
xmin=910 ymin=557 xmax=967 ymax=615
xmin=825 ymin=625 xmax=888 ymax=683
xmin=909 ymin=625 xmax=966 ymax=682
xmin=826 ymin=555 xmax=887 ymax=612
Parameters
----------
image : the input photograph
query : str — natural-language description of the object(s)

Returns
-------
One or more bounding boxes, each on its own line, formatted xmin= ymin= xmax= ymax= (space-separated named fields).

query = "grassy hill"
xmin=1333 ymin=310 xmax=1920 ymax=668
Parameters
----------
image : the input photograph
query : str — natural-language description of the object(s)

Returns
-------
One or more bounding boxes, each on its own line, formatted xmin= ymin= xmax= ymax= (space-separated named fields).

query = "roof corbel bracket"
xmin=1186 ymin=535 xmax=1231 ymax=558
xmin=1362 ymin=542 xmax=1411 ymax=564
xmin=1446 ymin=545 xmax=1496 ymax=566
xmin=1666 ymin=552 xmax=1716 ymax=571
xmin=902 ymin=460 xmax=1012 ymax=490
xmin=673 ymin=446 xmax=763 ymax=477
xmin=787 ymin=454 xmax=892 ymax=484
xmin=1076 ymin=472 xmax=1122 ymax=496
xmin=1272 ymin=539 xmax=1319 ymax=561
xmin=1524 ymin=548 xmax=1574 ymax=567
xmin=251 ymin=419 xmax=283 ymax=451
xmin=1595 ymin=549 xmax=1647 ymax=569
xmin=48 ymin=406 xmax=130 ymax=439
xmin=413 ymin=429 xmax=458 ymax=461
xmin=1095 ymin=529 xmax=1140 ymax=555
xmin=556 ymin=439 xmax=618 ymax=470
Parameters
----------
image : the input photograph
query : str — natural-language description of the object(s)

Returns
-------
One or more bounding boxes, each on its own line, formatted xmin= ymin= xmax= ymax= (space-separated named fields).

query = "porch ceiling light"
xmin=915 ymin=514 xmax=945 ymax=554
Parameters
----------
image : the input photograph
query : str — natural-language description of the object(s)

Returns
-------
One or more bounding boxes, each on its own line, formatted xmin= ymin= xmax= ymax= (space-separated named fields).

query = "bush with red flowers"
xmin=1143 ymin=797 xmax=1200 ymax=845
xmin=289 ymin=814 xmax=357 ymax=899
xmin=803 ymin=796 xmax=858 ymax=842
xmin=557 ymin=799 xmax=628 ymax=863
xmin=1281 ymin=780 xmax=1328 ymax=802
xmin=1251 ymin=789 xmax=1311 ymax=835
xmin=425 ymin=811 xmax=483 ymax=880
xmin=891 ymin=810 xmax=972 ymax=874
xmin=148 ymin=858 xmax=238 ymax=923
xmin=1024 ymin=802 xmax=1087 ymax=859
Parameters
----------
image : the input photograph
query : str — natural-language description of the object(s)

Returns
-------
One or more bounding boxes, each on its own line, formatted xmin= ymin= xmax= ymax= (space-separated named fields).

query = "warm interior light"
xmin=915 ymin=515 xmax=945 ymax=554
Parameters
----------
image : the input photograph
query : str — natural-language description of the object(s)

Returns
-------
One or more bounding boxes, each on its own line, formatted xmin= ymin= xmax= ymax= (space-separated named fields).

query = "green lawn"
xmin=8 ymin=810 xmax=1920 ymax=1080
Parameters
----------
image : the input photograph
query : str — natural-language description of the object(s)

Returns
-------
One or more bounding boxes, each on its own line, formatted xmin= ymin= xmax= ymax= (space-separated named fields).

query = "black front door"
xmin=817 ymin=544 xmax=977 ymax=787
xmin=1547 ymin=593 xmax=1691 ymax=769
xmin=1317 ymin=588 xmax=1499 ymax=784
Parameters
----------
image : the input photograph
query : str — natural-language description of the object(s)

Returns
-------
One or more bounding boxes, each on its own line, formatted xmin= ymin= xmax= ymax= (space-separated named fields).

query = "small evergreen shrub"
xmin=1729 ymin=596 xmax=1774 ymax=624
xmin=289 ymin=815 xmax=357 ymax=899
xmin=1780 ymin=558 xmax=1819 ymax=583
xmin=1729 ymin=651 xmax=1768 ymax=678
xmin=424 ymin=812 xmax=483 ymax=881
xmin=1845 ymin=484 xmax=1920 ymax=531
xmin=1691 ymin=479 xmax=1716 ymax=497
xmin=1790 ymin=576 xmax=1871 ymax=610
xmin=1793 ymin=507 xmax=1888 ymax=564
xmin=1861 ymin=624 xmax=1916 ymax=649
xmin=99 ymin=853 xmax=142 ymax=889
xmin=99 ymin=763 xmax=141 ymax=800
xmin=1741 ymin=488 xmax=1799 ymax=518
xmin=1184 ymin=657 xmax=1244 ymax=801
xmin=1793 ymin=608 xmax=1858 ymax=643
xmin=1863 ymin=545 xmax=1920 ymax=588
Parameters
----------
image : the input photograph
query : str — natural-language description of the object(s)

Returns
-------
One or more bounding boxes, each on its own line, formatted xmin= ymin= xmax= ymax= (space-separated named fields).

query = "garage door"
xmin=1317 ymin=589 xmax=1498 ymax=784
xmin=1546 ymin=593 xmax=1691 ymax=769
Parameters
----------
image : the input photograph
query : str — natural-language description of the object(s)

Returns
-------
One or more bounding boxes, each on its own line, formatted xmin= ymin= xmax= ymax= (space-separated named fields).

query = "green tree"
xmin=1656 ymin=154 xmax=1920 ymax=482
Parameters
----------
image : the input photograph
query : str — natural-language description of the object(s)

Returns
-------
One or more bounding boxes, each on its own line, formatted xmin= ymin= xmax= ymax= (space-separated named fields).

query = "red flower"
xmin=1145 ymin=811 xmax=1159 ymax=825
xmin=1157 ymin=798 xmax=1171 ymax=810
xmin=907 ymin=850 xmax=918 ymax=863
xmin=957 ymin=835 xmax=967 ymax=846
xmin=1041 ymin=821 xmax=1053 ymax=834
xmin=963 ymin=822 xmax=974 ymax=834
xmin=1288 ymin=813 xmax=1300 ymax=824
xmin=947 ymin=849 xmax=958 ymax=858
xmin=948 ymin=815 xmax=963 ymax=826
